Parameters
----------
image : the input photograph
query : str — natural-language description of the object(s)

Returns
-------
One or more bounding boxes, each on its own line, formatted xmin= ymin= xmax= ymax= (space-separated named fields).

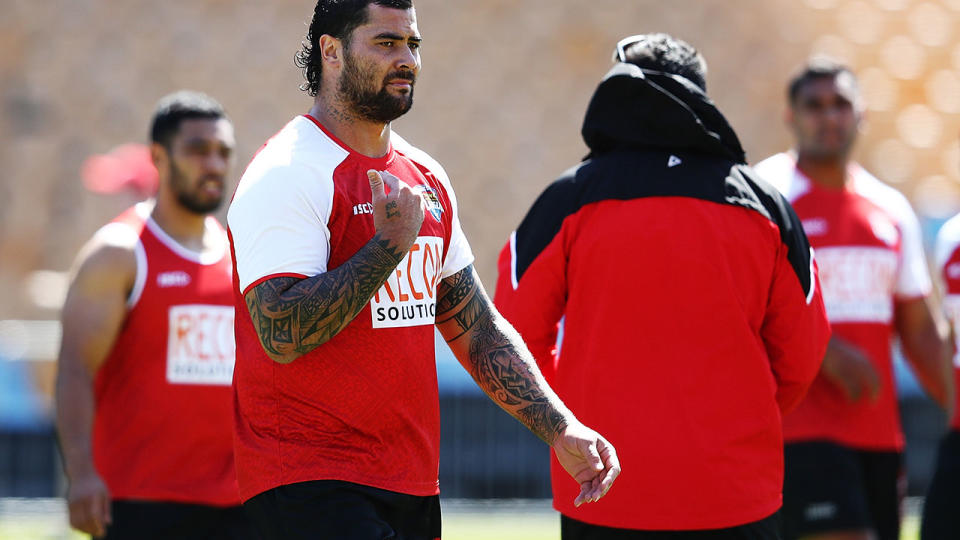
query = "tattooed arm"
xmin=244 ymin=170 xmax=423 ymax=364
xmin=436 ymin=265 xmax=621 ymax=505
xmin=246 ymin=234 xmax=405 ymax=363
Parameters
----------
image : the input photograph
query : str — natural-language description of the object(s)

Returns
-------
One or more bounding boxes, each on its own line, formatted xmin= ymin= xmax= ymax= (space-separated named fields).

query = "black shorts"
xmin=921 ymin=429 xmax=960 ymax=540
xmin=243 ymin=480 xmax=441 ymax=540
xmin=782 ymin=441 xmax=903 ymax=540
xmin=102 ymin=500 xmax=253 ymax=540
xmin=560 ymin=512 xmax=781 ymax=540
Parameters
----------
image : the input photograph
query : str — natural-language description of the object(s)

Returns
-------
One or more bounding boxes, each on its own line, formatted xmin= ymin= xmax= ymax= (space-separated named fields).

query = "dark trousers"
xmin=921 ymin=430 xmax=960 ymax=540
xmin=243 ymin=480 xmax=441 ymax=540
xmin=101 ymin=500 xmax=253 ymax=540
xmin=561 ymin=512 xmax=781 ymax=540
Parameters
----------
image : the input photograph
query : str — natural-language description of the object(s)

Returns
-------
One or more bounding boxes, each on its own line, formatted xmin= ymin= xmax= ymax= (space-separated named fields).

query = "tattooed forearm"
xmin=516 ymin=403 xmax=567 ymax=440
xmin=435 ymin=266 xmax=476 ymax=318
xmin=464 ymin=314 xmax=568 ymax=443
xmin=436 ymin=266 xmax=570 ymax=444
xmin=436 ymin=268 xmax=484 ymax=341
xmin=245 ymin=233 xmax=405 ymax=363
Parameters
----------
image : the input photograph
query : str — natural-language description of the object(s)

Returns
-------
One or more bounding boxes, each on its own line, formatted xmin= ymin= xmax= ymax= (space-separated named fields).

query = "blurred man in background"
xmin=754 ymin=58 xmax=954 ymax=540
xmin=494 ymin=34 xmax=830 ymax=539
xmin=227 ymin=1 xmax=619 ymax=538
xmin=923 ymin=180 xmax=960 ymax=540
xmin=55 ymin=91 xmax=251 ymax=539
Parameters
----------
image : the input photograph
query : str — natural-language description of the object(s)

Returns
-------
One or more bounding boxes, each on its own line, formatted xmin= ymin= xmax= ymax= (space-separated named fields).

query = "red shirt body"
xmin=227 ymin=116 xmax=474 ymax=502
xmin=93 ymin=203 xmax=239 ymax=506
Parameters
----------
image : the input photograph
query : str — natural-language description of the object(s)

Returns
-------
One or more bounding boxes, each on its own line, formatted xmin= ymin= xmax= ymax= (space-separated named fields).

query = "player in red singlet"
xmin=754 ymin=58 xmax=954 ymax=540
xmin=921 ymin=168 xmax=960 ymax=540
xmin=228 ymin=2 xmax=620 ymax=539
xmin=55 ymin=91 xmax=252 ymax=539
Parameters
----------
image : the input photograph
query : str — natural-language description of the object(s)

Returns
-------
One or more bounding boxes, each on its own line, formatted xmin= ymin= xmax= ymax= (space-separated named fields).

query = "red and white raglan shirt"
xmin=93 ymin=202 xmax=239 ymax=506
xmin=227 ymin=115 xmax=474 ymax=502
xmin=755 ymin=152 xmax=932 ymax=451
xmin=935 ymin=214 xmax=960 ymax=432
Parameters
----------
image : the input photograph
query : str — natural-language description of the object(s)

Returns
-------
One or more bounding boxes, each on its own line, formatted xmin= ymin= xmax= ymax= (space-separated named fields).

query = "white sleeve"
xmin=441 ymin=179 xmax=475 ymax=278
xmin=227 ymin=164 xmax=333 ymax=294
xmin=895 ymin=202 xmax=932 ymax=299
xmin=391 ymin=133 xmax=475 ymax=278
xmin=935 ymin=215 xmax=960 ymax=273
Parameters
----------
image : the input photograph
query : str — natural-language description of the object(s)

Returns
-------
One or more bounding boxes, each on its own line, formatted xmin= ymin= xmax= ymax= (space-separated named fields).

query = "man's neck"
xmin=150 ymin=199 xmax=209 ymax=253
xmin=795 ymin=151 xmax=849 ymax=190
xmin=309 ymin=96 xmax=391 ymax=158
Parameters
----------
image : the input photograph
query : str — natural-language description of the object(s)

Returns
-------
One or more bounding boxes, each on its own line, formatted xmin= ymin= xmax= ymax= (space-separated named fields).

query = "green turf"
xmin=443 ymin=511 xmax=559 ymax=540
xmin=0 ymin=503 xmax=923 ymax=540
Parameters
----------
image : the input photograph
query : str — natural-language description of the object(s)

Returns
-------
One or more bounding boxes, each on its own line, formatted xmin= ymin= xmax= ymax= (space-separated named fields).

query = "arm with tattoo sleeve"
xmin=436 ymin=264 xmax=621 ymax=506
xmin=436 ymin=266 xmax=569 ymax=443
xmin=244 ymin=170 xmax=423 ymax=364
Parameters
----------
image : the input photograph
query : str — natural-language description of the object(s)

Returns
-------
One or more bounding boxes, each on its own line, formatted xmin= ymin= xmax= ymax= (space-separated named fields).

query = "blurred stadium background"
xmin=2 ymin=0 xmax=960 ymax=537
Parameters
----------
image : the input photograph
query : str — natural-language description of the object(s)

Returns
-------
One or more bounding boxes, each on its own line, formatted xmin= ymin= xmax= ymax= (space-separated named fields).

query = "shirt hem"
xmin=553 ymin=497 xmax=781 ymax=531
xmin=109 ymin=489 xmax=241 ymax=508
xmin=894 ymin=292 xmax=930 ymax=303
xmin=241 ymin=272 xmax=309 ymax=296
xmin=440 ymin=254 xmax=475 ymax=280
xmin=783 ymin=434 xmax=904 ymax=452
xmin=240 ymin=471 xmax=440 ymax=503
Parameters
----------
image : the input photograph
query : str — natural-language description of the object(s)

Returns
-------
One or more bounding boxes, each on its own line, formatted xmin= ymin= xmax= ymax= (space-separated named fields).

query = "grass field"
xmin=0 ymin=498 xmax=922 ymax=540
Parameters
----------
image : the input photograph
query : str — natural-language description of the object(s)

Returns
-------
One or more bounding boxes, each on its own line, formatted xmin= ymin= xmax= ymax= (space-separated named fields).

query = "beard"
xmin=338 ymin=48 xmax=415 ymax=123
xmin=804 ymin=132 xmax=857 ymax=162
xmin=170 ymin=159 xmax=224 ymax=215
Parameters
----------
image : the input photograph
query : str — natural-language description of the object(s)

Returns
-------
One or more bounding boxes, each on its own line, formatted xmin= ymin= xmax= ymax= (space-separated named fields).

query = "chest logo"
xmin=166 ymin=304 xmax=235 ymax=385
xmin=413 ymin=186 xmax=444 ymax=222
xmin=371 ymin=236 xmax=444 ymax=329
xmin=157 ymin=271 xmax=191 ymax=288
xmin=801 ymin=218 xmax=828 ymax=237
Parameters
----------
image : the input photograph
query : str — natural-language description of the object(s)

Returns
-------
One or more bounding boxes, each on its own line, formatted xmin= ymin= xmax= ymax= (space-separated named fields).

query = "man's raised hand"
xmin=368 ymin=169 xmax=424 ymax=252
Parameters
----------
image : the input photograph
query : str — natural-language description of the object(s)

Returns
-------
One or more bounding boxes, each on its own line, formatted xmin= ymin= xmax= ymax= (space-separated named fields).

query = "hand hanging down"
xmin=435 ymin=263 xmax=621 ymax=506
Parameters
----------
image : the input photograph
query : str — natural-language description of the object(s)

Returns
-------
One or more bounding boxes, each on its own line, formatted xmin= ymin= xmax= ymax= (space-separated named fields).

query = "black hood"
xmin=581 ymin=63 xmax=747 ymax=164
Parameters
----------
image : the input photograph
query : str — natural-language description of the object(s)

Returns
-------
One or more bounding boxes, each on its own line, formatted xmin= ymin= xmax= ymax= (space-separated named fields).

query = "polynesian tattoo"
xmin=436 ymin=265 xmax=568 ymax=444
xmin=245 ymin=233 xmax=404 ymax=361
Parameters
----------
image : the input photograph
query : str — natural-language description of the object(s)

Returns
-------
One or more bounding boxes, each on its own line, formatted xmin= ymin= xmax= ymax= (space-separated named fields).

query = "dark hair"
xmin=621 ymin=33 xmax=707 ymax=91
xmin=295 ymin=0 xmax=414 ymax=97
xmin=787 ymin=56 xmax=858 ymax=104
xmin=149 ymin=90 xmax=226 ymax=149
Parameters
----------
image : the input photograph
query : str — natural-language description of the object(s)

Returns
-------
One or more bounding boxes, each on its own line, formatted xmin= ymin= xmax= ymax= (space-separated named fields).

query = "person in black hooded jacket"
xmin=493 ymin=34 xmax=831 ymax=539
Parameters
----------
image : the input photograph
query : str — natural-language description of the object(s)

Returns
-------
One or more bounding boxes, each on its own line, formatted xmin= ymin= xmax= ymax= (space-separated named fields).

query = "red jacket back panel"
xmin=494 ymin=94 xmax=829 ymax=530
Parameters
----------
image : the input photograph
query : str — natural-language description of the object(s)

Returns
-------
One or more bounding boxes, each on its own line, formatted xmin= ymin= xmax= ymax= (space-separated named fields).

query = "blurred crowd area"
xmin=2 ymin=0 xmax=960 ymax=497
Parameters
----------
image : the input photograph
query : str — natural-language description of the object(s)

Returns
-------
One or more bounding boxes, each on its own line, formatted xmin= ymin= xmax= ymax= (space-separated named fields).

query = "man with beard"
xmin=56 ymin=91 xmax=251 ymax=539
xmin=754 ymin=58 xmax=954 ymax=540
xmin=227 ymin=1 xmax=620 ymax=538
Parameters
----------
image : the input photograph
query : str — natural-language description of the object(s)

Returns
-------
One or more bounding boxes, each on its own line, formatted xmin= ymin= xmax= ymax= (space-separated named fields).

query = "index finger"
xmin=379 ymin=170 xmax=401 ymax=194
xmin=68 ymin=500 xmax=92 ymax=534
xmin=90 ymin=496 xmax=107 ymax=537
xmin=101 ymin=491 xmax=113 ymax=526
xmin=574 ymin=482 xmax=592 ymax=507
xmin=598 ymin=437 xmax=620 ymax=472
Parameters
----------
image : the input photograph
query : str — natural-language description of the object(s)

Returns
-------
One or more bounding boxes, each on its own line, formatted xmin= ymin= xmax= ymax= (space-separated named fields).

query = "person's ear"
xmin=319 ymin=34 xmax=344 ymax=70
xmin=150 ymin=143 xmax=169 ymax=173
